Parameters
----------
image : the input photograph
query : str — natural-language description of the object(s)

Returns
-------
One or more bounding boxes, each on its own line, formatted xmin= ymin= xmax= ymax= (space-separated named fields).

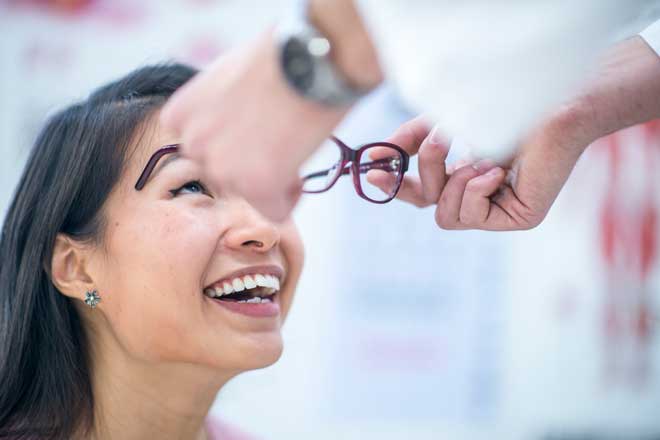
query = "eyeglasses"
xmin=300 ymin=136 xmax=409 ymax=203
xmin=135 ymin=137 xmax=410 ymax=204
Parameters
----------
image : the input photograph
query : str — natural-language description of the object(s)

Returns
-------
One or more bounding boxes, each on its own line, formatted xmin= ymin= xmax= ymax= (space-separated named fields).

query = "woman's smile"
xmin=202 ymin=264 xmax=285 ymax=318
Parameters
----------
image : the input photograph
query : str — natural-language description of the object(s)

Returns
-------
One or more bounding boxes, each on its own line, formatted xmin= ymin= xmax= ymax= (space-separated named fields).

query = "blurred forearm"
xmin=570 ymin=36 xmax=660 ymax=148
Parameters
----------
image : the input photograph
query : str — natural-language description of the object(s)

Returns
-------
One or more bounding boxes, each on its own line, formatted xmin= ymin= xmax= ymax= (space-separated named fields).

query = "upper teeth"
xmin=204 ymin=273 xmax=281 ymax=298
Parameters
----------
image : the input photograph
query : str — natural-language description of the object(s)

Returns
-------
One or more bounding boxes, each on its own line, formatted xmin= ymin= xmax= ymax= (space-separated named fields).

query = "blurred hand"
xmin=369 ymin=110 xmax=592 ymax=231
xmin=161 ymin=0 xmax=381 ymax=222
xmin=372 ymin=36 xmax=660 ymax=231
xmin=161 ymin=31 xmax=348 ymax=221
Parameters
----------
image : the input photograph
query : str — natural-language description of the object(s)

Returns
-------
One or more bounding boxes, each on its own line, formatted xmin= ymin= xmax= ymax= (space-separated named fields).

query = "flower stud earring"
xmin=84 ymin=290 xmax=101 ymax=308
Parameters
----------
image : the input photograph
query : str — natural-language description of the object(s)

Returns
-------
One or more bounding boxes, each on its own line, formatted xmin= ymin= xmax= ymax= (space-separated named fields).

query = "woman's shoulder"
xmin=205 ymin=414 xmax=260 ymax=440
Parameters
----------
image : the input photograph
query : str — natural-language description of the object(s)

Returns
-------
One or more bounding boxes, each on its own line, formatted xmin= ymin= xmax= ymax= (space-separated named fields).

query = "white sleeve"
xmin=354 ymin=0 xmax=636 ymax=158
xmin=640 ymin=19 xmax=660 ymax=56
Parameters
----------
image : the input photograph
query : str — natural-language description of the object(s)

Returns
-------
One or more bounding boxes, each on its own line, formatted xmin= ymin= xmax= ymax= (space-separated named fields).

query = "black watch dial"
xmin=282 ymin=37 xmax=315 ymax=91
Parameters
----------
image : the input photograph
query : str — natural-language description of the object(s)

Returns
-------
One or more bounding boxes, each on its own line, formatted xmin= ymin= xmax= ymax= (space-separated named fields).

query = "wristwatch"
xmin=276 ymin=2 xmax=370 ymax=107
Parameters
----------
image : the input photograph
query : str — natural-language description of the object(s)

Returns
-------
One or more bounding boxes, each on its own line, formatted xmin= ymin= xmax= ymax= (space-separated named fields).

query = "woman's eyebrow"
xmin=134 ymin=144 xmax=180 ymax=190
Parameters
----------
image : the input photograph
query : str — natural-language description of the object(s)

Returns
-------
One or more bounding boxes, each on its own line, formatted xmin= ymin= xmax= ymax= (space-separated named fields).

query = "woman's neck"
xmin=84 ymin=336 xmax=234 ymax=440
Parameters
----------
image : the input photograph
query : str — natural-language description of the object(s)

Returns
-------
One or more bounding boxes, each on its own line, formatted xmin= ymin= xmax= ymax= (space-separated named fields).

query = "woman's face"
xmin=86 ymin=115 xmax=304 ymax=373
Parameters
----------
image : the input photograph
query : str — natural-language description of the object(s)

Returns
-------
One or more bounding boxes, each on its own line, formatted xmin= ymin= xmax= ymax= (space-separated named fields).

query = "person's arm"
xmin=575 ymin=35 xmax=660 ymax=143
xmin=160 ymin=0 xmax=380 ymax=221
xmin=161 ymin=0 xmax=632 ymax=221
xmin=352 ymin=0 xmax=633 ymax=159
xmin=375 ymin=35 xmax=660 ymax=231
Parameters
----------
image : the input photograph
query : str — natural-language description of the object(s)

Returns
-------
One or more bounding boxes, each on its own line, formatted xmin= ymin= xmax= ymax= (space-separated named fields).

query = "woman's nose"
xmin=222 ymin=201 xmax=281 ymax=253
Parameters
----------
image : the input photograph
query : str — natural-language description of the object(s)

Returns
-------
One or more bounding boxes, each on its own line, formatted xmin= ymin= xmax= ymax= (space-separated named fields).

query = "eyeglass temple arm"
xmin=301 ymin=156 xmax=402 ymax=182
xmin=135 ymin=145 xmax=179 ymax=190
xmin=356 ymin=157 xmax=402 ymax=174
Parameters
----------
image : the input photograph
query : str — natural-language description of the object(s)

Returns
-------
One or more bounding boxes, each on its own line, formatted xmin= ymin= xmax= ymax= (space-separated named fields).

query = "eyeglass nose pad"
xmin=324 ymin=162 xmax=341 ymax=188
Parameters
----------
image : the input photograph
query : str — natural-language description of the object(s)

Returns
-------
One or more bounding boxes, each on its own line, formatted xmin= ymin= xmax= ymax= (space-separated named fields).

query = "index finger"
xmin=369 ymin=115 xmax=433 ymax=160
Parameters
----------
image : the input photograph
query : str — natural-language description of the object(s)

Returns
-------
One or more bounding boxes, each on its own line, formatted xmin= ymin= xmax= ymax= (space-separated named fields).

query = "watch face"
xmin=282 ymin=38 xmax=314 ymax=91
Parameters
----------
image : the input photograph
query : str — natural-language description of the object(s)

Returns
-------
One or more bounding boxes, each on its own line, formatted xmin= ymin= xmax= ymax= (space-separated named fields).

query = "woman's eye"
xmin=170 ymin=180 xmax=210 ymax=197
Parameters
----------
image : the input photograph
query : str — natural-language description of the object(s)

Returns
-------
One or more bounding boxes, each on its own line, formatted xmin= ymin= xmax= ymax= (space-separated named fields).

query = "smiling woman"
xmin=0 ymin=64 xmax=304 ymax=440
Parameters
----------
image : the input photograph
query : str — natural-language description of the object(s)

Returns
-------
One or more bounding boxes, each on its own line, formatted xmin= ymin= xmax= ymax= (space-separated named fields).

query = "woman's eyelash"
xmin=169 ymin=180 xmax=210 ymax=197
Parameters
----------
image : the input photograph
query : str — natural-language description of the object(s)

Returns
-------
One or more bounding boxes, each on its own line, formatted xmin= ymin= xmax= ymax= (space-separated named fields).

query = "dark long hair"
xmin=0 ymin=63 xmax=197 ymax=439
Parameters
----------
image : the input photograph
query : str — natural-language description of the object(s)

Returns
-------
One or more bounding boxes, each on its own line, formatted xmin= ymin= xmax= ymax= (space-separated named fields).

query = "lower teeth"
xmin=237 ymin=297 xmax=271 ymax=304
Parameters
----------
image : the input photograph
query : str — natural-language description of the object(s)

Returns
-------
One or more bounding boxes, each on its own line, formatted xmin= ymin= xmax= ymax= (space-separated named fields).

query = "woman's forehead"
xmin=129 ymin=118 xmax=180 ymax=170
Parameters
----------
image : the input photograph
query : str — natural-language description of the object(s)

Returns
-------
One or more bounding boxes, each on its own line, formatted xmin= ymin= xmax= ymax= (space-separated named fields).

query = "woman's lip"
xmin=208 ymin=296 xmax=280 ymax=318
xmin=204 ymin=264 xmax=285 ymax=290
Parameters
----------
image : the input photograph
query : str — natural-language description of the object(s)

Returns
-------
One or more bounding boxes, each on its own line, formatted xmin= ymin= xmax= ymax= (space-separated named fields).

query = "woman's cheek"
xmin=108 ymin=204 xmax=216 ymax=303
xmin=149 ymin=208 xmax=219 ymax=279
xmin=153 ymin=204 xmax=218 ymax=247
xmin=281 ymin=221 xmax=305 ymax=273
xmin=278 ymin=221 xmax=304 ymax=321
xmin=103 ymin=207 xmax=216 ymax=360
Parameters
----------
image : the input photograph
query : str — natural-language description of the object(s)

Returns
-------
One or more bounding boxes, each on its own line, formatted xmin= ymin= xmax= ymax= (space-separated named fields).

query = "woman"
xmin=0 ymin=63 xmax=304 ymax=439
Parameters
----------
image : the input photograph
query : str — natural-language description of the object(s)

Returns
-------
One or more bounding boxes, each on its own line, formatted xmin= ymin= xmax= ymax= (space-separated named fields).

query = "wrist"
xmin=308 ymin=0 xmax=383 ymax=90
xmin=258 ymin=30 xmax=349 ymax=156
xmin=546 ymin=98 xmax=602 ymax=155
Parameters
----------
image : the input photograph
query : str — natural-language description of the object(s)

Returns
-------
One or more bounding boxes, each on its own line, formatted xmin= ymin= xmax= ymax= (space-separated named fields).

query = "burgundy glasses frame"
xmin=302 ymin=136 xmax=410 ymax=204
xmin=135 ymin=144 xmax=179 ymax=191
xmin=134 ymin=138 xmax=410 ymax=205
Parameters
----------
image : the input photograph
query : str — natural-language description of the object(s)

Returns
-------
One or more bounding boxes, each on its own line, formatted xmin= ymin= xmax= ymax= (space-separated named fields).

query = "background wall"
xmin=1 ymin=1 xmax=660 ymax=439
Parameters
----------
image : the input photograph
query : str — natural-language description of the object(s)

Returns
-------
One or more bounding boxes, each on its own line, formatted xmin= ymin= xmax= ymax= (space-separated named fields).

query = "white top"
xmin=354 ymin=0 xmax=656 ymax=158
xmin=641 ymin=19 xmax=660 ymax=55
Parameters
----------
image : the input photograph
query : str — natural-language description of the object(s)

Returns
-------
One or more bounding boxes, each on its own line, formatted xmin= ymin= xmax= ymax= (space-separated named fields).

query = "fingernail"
xmin=472 ymin=159 xmax=495 ymax=173
xmin=428 ymin=125 xmax=445 ymax=146
xmin=453 ymin=159 xmax=470 ymax=170
xmin=486 ymin=167 xmax=502 ymax=177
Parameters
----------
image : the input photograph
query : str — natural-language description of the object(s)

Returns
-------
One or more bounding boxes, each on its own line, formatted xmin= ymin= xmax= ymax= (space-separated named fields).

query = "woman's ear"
xmin=50 ymin=233 xmax=96 ymax=300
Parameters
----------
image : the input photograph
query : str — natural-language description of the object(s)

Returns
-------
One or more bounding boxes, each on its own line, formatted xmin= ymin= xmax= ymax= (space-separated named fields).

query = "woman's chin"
xmin=216 ymin=332 xmax=284 ymax=372
xmin=245 ymin=333 xmax=284 ymax=369
xmin=253 ymin=347 xmax=283 ymax=370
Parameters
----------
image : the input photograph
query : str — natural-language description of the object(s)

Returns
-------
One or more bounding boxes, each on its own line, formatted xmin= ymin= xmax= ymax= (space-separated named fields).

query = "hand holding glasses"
xmin=300 ymin=136 xmax=410 ymax=203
